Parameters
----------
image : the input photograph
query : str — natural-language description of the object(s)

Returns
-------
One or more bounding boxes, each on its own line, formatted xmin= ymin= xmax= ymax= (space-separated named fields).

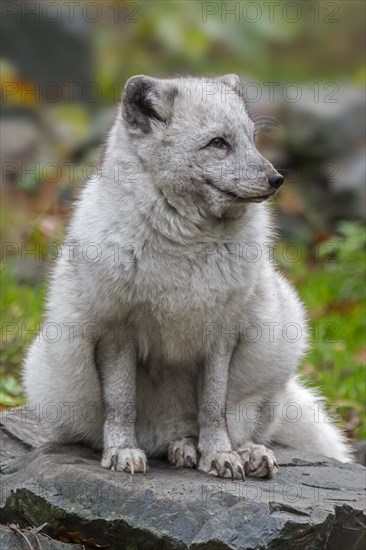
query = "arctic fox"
xmin=23 ymin=75 xmax=352 ymax=479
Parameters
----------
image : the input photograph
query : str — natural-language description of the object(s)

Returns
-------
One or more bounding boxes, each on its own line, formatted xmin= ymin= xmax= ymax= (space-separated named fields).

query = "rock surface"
xmin=1 ymin=408 xmax=365 ymax=550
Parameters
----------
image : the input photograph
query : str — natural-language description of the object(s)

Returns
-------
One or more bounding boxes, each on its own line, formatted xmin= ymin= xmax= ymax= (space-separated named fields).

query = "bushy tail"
xmin=272 ymin=377 xmax=353 ymax=463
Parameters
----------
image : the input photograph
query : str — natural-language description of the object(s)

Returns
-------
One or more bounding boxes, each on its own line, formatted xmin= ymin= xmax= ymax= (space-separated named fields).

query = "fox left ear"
xmin=122 ymin=75 xmax=178 ymax=132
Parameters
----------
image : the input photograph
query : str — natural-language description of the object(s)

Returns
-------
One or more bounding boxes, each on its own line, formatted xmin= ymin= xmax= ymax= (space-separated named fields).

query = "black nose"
xmin=268 ymin=174 xmax=284 ymax=189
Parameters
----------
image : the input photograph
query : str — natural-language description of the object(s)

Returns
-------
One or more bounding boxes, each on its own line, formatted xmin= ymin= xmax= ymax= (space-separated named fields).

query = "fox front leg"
xmin=97 ymin=327 xmax=147 ymax=475
xmin=197 ymin=340 xmax=245 ymax=481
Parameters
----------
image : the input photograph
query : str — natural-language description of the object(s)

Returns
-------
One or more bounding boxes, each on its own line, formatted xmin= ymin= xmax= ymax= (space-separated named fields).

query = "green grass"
xmin=0 ymin=267 xmax=45 ymax=405
xmin=1 ymin=222 xmax=365 ymax=438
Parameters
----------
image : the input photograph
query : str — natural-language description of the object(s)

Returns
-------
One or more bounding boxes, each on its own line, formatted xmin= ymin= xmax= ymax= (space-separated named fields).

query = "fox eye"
xmin=208 ymin=137 xmax=229 ymax=149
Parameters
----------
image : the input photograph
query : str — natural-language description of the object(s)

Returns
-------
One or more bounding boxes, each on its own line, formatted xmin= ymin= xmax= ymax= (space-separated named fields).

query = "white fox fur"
xmin=23 ymin=75 xmax=352 ymax=478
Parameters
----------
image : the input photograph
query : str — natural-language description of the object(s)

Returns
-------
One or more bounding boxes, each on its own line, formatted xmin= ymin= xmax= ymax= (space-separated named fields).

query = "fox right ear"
xmin=219 ymin=74 xmax=245 ymax=101
xmin=122 ymin=75 xmax=178 ymax=133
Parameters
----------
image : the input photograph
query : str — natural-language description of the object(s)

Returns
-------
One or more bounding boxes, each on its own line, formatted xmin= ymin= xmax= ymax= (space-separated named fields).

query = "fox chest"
xmin=129 ymin=255 xmax=248 ymax=364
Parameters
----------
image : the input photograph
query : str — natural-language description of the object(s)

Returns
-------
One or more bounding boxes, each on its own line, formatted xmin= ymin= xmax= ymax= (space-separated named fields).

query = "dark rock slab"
xmin=1 ymin=408 xmax=365 ymax=550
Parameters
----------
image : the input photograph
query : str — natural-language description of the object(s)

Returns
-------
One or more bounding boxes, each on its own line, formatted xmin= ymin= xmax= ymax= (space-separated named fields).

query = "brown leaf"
xmin=57 ymin=525 xmax=111 ymax=548
xmin=355 ymin=346 xmax=366 ymax=365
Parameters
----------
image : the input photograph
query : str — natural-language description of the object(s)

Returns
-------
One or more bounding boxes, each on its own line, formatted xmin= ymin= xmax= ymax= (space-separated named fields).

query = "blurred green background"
xmin=1 ymin=1 xmax=365 ymax=440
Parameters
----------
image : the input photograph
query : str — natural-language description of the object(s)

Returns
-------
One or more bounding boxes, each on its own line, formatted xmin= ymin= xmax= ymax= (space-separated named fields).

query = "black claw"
xmin=111 ymin=455 xmax=118 ymax=470
xmin=224 ymin=460 xmax=235 ymax=481
xmin=212 ymin=459 xmax=224 ymax=477
xmin=186 ymin=456 xmax=193 ymax=467
xmin=237 ymin=465 xmax=246 ymax=481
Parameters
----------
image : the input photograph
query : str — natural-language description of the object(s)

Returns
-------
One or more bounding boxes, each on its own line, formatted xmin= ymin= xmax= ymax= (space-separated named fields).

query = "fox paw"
xmin=101 ymin=447 xmax=147 ymax=474
xmin=198 ymin=451 xmax=245 ymax=481
xmin=238 ymin=442 xmax=278 ymax=478
xmin=168 ymin=437 xmax=198 ymax=468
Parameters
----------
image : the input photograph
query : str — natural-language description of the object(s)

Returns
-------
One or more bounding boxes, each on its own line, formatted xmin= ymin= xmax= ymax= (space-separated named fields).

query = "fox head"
xmin=120 ymin=74 xmax=283 ymax=219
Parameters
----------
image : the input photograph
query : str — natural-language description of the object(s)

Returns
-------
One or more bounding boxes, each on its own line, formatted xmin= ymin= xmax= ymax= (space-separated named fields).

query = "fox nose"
xmin=268 ymin=173 xmax=284 ymax=189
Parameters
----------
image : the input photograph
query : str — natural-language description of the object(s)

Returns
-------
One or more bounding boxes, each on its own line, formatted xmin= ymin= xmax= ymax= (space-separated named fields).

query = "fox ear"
xmin=122 ymin=75 xmax=178 ymax=132
xmin=220 ymin=74 xmax=240 ymax=89
xmin=219 ymin=74 xmax=244 ymax=100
